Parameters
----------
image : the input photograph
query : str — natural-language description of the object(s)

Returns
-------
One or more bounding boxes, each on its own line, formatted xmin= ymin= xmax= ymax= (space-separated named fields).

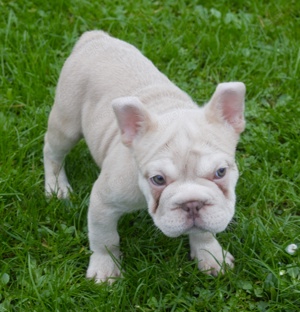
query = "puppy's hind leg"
xmin=44 ymin=105 xmax=82 ymax=199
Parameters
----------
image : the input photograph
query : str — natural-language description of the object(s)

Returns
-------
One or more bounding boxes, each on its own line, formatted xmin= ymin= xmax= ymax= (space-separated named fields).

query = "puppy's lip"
xmin=182 ymin=216 xmax=207 ymax=232
xmin=185 ymin=211 xmax=223 ymax=234
xmin=186 ymin=225 xmax=207 ymax=234
xmin=183 ymin=223 xmax=210 ymax=235
xmin=164 ymin=224 xmax=206 ymax=237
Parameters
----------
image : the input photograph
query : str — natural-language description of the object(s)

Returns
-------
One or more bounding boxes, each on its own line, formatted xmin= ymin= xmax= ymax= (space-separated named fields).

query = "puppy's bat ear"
xmin=112 ymin=96 xmax=156 ymax=147
xmin=205 ymin=82 xmax=246 ymax=134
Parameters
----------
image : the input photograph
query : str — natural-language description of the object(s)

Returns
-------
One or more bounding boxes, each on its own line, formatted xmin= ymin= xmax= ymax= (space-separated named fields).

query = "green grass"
xmin=1 ymin=0 xmax=300 ymax=311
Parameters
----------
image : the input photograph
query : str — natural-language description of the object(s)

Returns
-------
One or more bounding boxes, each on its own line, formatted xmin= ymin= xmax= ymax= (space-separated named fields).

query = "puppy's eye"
xmin=214 ymin=168 xmax=227 ymax=179
xmin=150 ymin=175 xmax=166 ymax=186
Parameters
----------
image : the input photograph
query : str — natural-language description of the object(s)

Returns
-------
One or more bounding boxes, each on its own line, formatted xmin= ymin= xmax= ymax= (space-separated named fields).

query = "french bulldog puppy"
xmin=44 ymin=30 xmax=245 ymax=282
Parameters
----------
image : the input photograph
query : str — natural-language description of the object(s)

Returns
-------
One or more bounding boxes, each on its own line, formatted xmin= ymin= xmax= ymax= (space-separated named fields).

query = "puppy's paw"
xmin=194 ymin=248 xmax=234 ymax=276
xmin=86 ymin=253 xmax=121 ymax=284
xmin=45 ymin=178 xmax=72 ymax=199
xmin=191 ymin=246 xmax=234 ymax=276
xmin=189 ymin=233 xmax=234 ymax=276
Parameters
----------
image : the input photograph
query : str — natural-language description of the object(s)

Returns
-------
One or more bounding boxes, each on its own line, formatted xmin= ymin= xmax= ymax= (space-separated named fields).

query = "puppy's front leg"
xmin=86 ymin=180 xmax=123 ymax=283
xmin=189 ymin=232 xmax=234 ymax=276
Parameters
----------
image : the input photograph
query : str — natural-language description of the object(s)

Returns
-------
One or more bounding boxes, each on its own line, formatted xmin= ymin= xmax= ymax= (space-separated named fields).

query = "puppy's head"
xmin=112 ymin=82 xmax=245 ymax=237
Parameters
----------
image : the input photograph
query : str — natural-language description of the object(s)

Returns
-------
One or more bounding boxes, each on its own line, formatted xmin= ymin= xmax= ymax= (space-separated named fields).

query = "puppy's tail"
xmin=72 ymin=30 xmax=110 ymax=53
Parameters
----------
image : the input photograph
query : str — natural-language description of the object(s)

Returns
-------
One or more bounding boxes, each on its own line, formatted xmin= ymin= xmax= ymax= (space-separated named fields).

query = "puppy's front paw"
xmin=193 ymin=248 xmax=234 ymax=276
xmin=189 ymin=233 xmax=234 ymax=276
xmin=86 ymin=253 xmax=121 ymax=284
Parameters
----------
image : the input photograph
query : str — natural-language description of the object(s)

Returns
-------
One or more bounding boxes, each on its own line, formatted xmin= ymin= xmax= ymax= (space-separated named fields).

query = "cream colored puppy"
xmin=44 ymin=30 xmax=246 ymax=282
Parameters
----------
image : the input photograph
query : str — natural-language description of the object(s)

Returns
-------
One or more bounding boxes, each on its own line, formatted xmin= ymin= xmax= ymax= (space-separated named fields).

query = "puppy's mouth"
xmin=185 ymin=218 xmax=208 ymax=234
xmin=153 ymin=194 xmax=232 ymax=237
xmin=170 ymin=203 xmax=217 ymax=234
xmin=185 ymin=225 xmax=206 ymax=235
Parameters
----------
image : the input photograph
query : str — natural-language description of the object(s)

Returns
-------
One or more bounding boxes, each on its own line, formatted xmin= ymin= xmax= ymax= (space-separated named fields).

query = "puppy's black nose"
xmin=181 ymin=201 xmax=203 ymax=218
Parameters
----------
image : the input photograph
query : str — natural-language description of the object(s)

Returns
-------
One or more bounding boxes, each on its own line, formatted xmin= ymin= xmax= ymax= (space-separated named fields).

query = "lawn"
xmin=1 ymin=0 xmax=300 ymax=311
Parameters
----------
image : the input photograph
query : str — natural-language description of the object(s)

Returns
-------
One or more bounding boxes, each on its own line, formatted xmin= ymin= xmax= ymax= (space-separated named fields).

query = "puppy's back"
xmin=72 ymin=30 xmax=110 ymax=53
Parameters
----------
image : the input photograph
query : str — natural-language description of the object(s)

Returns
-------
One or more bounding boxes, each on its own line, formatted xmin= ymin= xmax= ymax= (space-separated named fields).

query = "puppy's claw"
xmin=86 ymin=271 xmax=121 ymax=285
